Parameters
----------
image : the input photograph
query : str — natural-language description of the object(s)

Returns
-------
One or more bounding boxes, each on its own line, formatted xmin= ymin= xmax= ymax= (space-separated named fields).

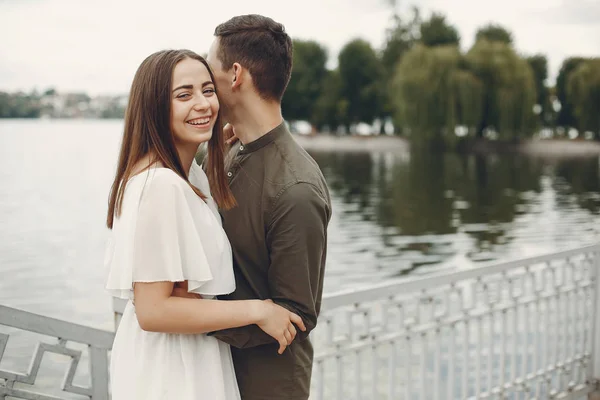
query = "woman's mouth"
xmin=186 ymin=116 xmax=211 ymax=129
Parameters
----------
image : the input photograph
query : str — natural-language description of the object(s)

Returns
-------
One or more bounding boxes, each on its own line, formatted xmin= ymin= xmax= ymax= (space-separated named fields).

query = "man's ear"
xmin=231 ymin=62 xmax=243 ymax=89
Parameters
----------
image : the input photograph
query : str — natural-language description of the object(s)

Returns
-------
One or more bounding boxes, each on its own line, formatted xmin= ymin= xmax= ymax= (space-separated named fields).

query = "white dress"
xmin=105 ymin=162 xmax=241 ymax=400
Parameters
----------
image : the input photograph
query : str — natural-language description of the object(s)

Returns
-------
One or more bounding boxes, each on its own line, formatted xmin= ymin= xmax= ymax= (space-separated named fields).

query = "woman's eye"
xmin=177 ymin=93 xmax=190 ymax=99
xmin=203 ymin=88 xmax=215 ymax=95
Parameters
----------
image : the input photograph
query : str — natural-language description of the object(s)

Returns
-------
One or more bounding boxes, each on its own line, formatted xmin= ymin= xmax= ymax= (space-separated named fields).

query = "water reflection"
xmin=311 ymin=150 xmax=600 ymax=284
xmin=553 ymin=157 xmax=600 ymax=212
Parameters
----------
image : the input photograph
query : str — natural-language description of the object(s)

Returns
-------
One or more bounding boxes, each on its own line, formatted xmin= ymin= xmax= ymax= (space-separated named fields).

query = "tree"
xmin=526 ymin=55 xmax=550 ymax=126
xmin=43 ymin=88 xmax=57 ymax=96
xmin=381 ymin=6 xmax=421 ymax=75
xmin=0 ymin=91 xmax=42 ymax=118
xmin=420 ymin=13 xmax=460 ymax=47
xmin=466 ymin=40 xmax=536 ymax=140
xmin=338 ymin=39 xmax=385 ymax=126
xmin=312 ymin=69 xmax=348 ymax=131
xmin=282 ymin=39 xmax=328 ymax=124
xmin=378 ymin=6 xmax=421 ymax=126
xmin=391 ymin=44 xmax=483 ymax=146
xmin=378 ymin=4 xmax=422 ymax=127
xmin=100 ymin=100 xmax=126 ymax=119
xmin=556 ymin=57 xmax=586 ymax=129
xmin=475 ymin=24 xmax=513 ymax=45
xmin=567 ymin=59 xmax=600 ymax=137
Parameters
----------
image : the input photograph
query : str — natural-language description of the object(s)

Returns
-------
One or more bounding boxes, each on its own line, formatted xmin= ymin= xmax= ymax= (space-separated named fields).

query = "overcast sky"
xmin=1 ymin=0 xmax=598 ymax=95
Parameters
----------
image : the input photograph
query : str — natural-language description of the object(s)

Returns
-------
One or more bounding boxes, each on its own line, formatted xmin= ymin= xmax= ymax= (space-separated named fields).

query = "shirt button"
xmin=227 ymin=171 xmax=233 ymax=177
xmin=239 ymin=145 xmax=244 ymax=151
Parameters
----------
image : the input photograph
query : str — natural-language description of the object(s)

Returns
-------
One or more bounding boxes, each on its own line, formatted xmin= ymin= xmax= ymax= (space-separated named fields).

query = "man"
xmin=205 ymin=14 xmax=331 ymax=400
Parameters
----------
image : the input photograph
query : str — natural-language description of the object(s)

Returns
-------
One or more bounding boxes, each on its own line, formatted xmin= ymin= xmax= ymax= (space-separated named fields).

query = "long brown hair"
xmin=106 ymin=49 xmax=236 ymax=229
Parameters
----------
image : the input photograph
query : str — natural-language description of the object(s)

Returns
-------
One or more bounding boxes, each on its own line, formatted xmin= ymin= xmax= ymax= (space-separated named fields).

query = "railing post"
xmin=89 ymin=346 xmax=110 ymax=400
xmin=591 ymin=250 xmax=600 ymax=394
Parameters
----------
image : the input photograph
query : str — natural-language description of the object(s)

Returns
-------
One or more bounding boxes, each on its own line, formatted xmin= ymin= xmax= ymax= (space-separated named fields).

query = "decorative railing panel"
xmin=310 ymin=245 xmax=600 ymax=399
xmin=0 ymin=305 xmax=114 ymax=400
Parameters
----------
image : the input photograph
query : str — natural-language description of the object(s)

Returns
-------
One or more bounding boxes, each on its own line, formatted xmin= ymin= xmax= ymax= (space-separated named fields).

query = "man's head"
xmin=207 ymin=14 xmax=293 ymax=117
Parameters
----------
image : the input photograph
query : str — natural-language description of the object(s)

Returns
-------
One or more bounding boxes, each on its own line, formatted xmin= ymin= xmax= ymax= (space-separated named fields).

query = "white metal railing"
xmin=310 ymin=244 xmax=600 ymax=400
xmin=3 ymin=245 xmax=599 ymax=399
xmin=0 ymin=305 xmax=114 ymax=399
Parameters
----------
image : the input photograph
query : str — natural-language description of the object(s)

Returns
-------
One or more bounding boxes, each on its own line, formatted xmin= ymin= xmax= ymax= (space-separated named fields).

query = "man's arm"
xmin=211 ymin=182 xmax=330 ymax=349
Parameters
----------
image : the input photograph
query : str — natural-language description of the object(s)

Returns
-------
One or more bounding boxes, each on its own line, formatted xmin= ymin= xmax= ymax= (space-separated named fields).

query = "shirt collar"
xmin=239 ymin=121 xmax=287 ymax=154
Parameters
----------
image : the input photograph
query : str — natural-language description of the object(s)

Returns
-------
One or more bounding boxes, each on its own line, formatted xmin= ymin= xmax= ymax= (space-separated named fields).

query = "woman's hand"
xmin=255 ymin=299 xmax=307 ymax=354
xmin=224 ymin=123 xmax=239 ymax=146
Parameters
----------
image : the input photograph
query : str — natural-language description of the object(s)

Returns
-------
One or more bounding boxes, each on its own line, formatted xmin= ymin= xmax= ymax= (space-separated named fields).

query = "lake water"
xmin=1 ymin=119 xmax=600 ymax=333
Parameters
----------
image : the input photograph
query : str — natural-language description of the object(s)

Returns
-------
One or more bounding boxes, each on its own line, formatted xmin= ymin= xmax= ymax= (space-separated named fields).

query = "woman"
xmin=104 ymin=49 xmax=304 ymax=400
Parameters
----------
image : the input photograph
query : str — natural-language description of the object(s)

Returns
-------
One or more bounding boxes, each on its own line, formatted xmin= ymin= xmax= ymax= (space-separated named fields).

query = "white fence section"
xmin=311 ymin=245 xmax=600 ymax=400
xmin=0 ymin=305 xmax=114 ymax=399
xmin=2 ymin=245 xmax=600 ymax=399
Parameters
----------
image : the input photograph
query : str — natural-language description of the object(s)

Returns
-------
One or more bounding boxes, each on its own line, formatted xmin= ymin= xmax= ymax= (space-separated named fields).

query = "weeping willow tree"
xmin=465 ymin=40 xmax=537 ymax=140
xmin=452 ymin=69 xmax=484 ymax=134
xmin=391 ymin=44 xmax=483 ymax=146
xmin=566 ymin=59 xmax=600 ymax=138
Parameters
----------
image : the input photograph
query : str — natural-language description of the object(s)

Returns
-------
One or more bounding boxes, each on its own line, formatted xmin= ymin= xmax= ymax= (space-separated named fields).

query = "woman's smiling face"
xmin=170 ymin=57 xmax=220 ymax=149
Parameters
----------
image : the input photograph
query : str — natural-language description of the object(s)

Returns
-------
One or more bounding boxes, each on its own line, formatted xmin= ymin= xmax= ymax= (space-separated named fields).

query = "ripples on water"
xmin=1 ymin=119 xmax=600 ymax=331
xmin=320 ymin=150 xmax=600 ymax=293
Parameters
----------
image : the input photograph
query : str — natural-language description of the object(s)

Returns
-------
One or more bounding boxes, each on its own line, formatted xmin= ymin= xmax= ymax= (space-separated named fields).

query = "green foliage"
xmin=380 ymin=6 xmax=421 ymax=120
xmin=392 ymin=45 xmax=483 ymax=144
xmin=392 ymin=39 xmax=536 ymax=144
xmin=420 ymin=13 xmax=460 ymax=47
xmin=566 ymin=59 xmax=600 ymax=136
xmin=0 ymin=90 xmax=125 ymax=119
xmin=282 ymin=40 xmax=328 ymax=122
xmin=556 ymin=57 xmax=586 ymax=128
xmin=526 ymin=55 xmax=550 ymax=125
xmin=466 ymin=40 xmax=536 ymax=140
xmin=100 ymin=101 xmax=126 ymax=119
xmin=0 ymin=91 xmax=42 ymax=118
xmin=381 ymin=6 xmax=421 ymax=75
xmin=475 ymin=24 xmax=513 ymax=45
xmin=312 ymin=69 xmax=348 ymax=131
xmin=338 ymin=39 xmax=385 ymax=125
xmin=453 ymin=69 xmax=485 ymax=131
xmin=43 ymin=88 xmax=57 ymax=96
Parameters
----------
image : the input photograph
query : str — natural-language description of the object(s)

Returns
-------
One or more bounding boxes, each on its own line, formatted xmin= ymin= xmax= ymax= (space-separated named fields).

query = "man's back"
xmin=215 ymin=122 xmax=331 ymax=399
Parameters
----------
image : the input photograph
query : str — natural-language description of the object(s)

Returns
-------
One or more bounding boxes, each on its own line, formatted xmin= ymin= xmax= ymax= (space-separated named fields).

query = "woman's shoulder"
xmin=137 ymin=168 xmax=189 ymax=193
xmin=125 ymin=168 xmax=192 ymax=211
xmin=147 ymin=167 xmax=185 ymax=183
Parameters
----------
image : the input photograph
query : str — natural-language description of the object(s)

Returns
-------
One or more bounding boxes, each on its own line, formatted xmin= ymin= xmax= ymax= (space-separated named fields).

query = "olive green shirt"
xmin=211 ymin=122 xmax=331 ymax=400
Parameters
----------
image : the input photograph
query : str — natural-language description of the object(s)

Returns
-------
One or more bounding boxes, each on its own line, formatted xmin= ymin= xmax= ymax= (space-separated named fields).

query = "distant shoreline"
xmin=2 ymin=119 xmax=598 ymax=157
xmin=293 ymin=134 xmax=410 ymax=153
xmin=294 ymin=133 xmax=600 ymax=157
xmin=508 ymin=139 xmax=600 ymax=157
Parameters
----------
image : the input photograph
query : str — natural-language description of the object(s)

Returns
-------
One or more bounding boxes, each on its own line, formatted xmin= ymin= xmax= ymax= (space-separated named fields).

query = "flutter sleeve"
xmin=106 ymin=171 xmax=233 ymax=299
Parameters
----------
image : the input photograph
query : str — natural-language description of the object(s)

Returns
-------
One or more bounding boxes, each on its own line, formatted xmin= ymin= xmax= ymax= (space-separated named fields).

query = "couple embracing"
xmin=105 ymin=14 xmax=331 ymax=400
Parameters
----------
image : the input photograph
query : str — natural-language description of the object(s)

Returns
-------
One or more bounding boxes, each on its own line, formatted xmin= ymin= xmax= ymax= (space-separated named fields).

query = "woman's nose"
xmin=193 ymin=96 xmax=210 ymax=111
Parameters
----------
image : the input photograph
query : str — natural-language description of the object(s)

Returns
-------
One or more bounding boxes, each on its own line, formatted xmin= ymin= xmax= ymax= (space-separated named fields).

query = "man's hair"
xmin=214 ymin=14 xmax=293 ymax=102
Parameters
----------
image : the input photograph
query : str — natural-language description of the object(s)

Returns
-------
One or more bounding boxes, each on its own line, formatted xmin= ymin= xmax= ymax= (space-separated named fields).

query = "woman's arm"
xmin=134 ymin=281 xmax=305 ymax=354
